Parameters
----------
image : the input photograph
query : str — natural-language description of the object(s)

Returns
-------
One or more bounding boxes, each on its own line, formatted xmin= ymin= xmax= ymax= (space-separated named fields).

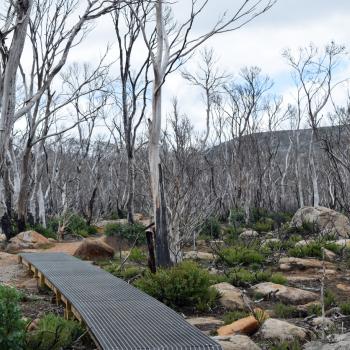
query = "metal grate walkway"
xmin=19 ymin=252 xmax=222 ymax=350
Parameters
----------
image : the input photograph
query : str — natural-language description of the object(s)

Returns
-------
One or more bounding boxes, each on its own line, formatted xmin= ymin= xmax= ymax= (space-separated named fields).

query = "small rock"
xmin=310 ymin=317 xmax=334 ymax=328
xmin=217 ymin=316 xmax=259 ymax=336
xmin=239 ymin=230 xmax=259 ymax=240
xmin=304 ymin=333 xmax=350 ymax=350
xmin=183 ymin=251 xmax=215 ymax=261
xmin=213 ymin=335 xmax=261 ymax=350
xmin=250 ymin=282 xmax=318 ymax=305
xmin=295 ymin=239 xmax=315 ymax=247
xmin=212 ymin=282 xmax=250 ymax=310
xmin=336 ymin=283 xmax=350 ymax=292
xmin=334 ymin=239 xmax=350 ymax=247
xmin=0 ymin=233 xmax=6 ymax=242
xmin=322 ymin=248 xmax=336 ymax=262
xmin=257 ymin=318 xmax=307 ymax=342
xmin=261 ymin=238 xmax=281 ymax=247
xmin=27 ymin=318 xmax=40 ymax=332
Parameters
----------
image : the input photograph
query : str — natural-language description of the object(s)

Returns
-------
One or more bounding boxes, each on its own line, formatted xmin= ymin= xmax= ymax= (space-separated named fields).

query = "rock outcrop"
xmin=290 ymin=206 xmax=350 ymax=238
xmin=7 ymin=231 xmax=50 ymax=252
xmin=213 ymin=335 xmax=261 ymax=350
xmin=250 ymin=282 xmax=318 ymax=305
xmin=212 ymin=282 xmax=250 ymax=310
xmin=74 ymin=239 xmax=114 ymax=260
xmin=257 ymin=318 xmax=307 ymax=342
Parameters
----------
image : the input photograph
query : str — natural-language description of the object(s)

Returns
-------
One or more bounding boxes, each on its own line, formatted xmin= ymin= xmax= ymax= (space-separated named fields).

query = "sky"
xmin=39 ymin=0 xmax=350 ymax=133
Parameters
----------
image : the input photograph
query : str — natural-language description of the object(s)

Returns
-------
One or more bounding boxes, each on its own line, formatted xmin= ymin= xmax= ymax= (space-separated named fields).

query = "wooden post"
xmin=34 ymin=268 xmax=38 ymax=278
xmin=39 ymin=273 xmax=45 ymax=289
xmin=55 ymin=288 xmax=61 ymax=306
xmin=65 ymin=302 xmax=73 ymax=320
xmin=17 ymin=256 xmax=23 ymax=264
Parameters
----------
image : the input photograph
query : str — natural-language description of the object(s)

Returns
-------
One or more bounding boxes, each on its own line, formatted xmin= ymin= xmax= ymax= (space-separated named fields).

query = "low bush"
xmin=200 ymin=217 xmax=221 ymax=239
xmin=288 ymin=240 xmax=340 ymax=259
xmin=134 ymin=261 xmax=219 ymax=312
xmin=26 ymin=313 xmax=83 ymax=350
xmin=0 ymin=285 xmax=26 ymax=350
xmin=307 ymin=303 xmax=322 ymax=316
xmin=129 ymin=248 xmax=147 ymax=264
xmin=273 ymin=303 xmax=297 ymax=318
xmin=228 ymin=269 xmax=287 ymax=287
xmin=104 ymin=222 xmax=146 ymax=245
xmin=229 ymin=207 xmax=246 ymax=227
xmin=217 ymin=246 xmax=265 ymax=267
xmin=223 ymin=310 xmax=249 ymax=325
xmin=340 ymin=302 xmax=350 ymax=315
xmin=253 ymin=218 xmax=274 ymax=233
xmin=106 ymin=264 xmax=143 ymax=280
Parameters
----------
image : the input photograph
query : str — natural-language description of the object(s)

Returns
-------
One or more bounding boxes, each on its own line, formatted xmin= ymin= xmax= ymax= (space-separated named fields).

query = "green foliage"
xmin=208 ymin=274 xmax=229 ymax=285
xmin=105 ymin=264 xmax=143 ymax=280
xmin=228 ymin=269 xmax=287 ymax=287
xmin=340 ymin=302 xmax=350 ymax=315
xmin=0 ymin=285 xmax=26 ymax=350
xmin=26 ymin=314 xmax=83 ymax=350
xmin=324 ymin=289 xmax=336 ymax=309
xmin=218 ymin=246 xmax=265 ymax=267
xmin=129 ymin=248 xmax=147 ymax=264
xmin=134 ymin=261 xmax=219 ymax=312
xmin=200 ymin=217 xmax=221 ymax=239
xmin=223 ymin=310 xmax=249 ymax=325
xmin=269 ymin=272 xmax=287 ymax=285
xmin=288 ymin=240 xmax=340 ymax=259
xmin=253 ymin=218 xmax=274 ymax=233
xmin=229 ymin=208 xmax=246 ymax=227
xmin=307 ymin=303 xmax=322 ymax=316
xmin=104 ymin=222 xmax=146 ymax=244
xmin=270 ymin=340 xmax=302 ymax=350
xmin=273 ymin=303 xmax=297 ymax=318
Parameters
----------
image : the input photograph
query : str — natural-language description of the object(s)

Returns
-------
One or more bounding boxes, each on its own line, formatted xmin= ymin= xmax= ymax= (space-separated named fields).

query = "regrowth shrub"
xmin=104 ymin=222 xmax=146 ymax=245
xmin=26 ymin=313 xmax=83 ymax=350
xmin=218 ymin=246 xmax=265 ymax=267
xmin=200 ymin=217 xmax=221 ymax=239
xmin=134 ymin=261 xmax=219 ymax=312
xmin=0 ymin=285 xmax=26 ymax=350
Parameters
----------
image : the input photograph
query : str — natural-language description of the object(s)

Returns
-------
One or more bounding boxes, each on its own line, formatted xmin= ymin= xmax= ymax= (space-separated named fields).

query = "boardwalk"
xmin=19 ymin=252 xmax=222 ymax=350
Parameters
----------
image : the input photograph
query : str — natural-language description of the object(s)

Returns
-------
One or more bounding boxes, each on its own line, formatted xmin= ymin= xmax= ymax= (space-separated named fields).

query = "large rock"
xmin=183 ymin=251 xmax=215 ymax=261
xmin=7 ymin=231 xmax=49 ymax=251
xmin=217 ymin=316 xmax=259 ymax=336
xmin=304 ymin=333 xmax=350 ymax=350
xmin=213 ymin=335 xmax=261 ymax=350
xmin=290 ymin=206 xmax=350 ymax=238
xmin=74 ymin=239 xmax=114 ymax=260
xmin=279 ymin=257 xmax=334 ymax=271
xmin=257 ymin=318 xmax=307 ymax=342
xmin=212 ymin=283 xmax=250 ymax=310
xmin=250 ymin=282 xmax=318 ymax=305
xmin=239 ymin=230 xmax=259 ymax=240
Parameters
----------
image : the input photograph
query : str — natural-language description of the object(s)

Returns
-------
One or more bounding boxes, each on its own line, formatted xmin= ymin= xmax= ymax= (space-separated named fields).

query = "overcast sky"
xmin=69 ymin=0 xmax=350 ymax=132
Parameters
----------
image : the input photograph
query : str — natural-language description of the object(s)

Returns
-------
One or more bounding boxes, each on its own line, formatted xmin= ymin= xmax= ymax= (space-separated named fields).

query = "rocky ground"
xmin=2 ymin=206 xmax=350 ymax=349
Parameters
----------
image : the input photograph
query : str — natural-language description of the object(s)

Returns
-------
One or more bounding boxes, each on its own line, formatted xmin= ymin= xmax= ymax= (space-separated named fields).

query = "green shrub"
xmin=223 ymin=310 xmax=249 ymax=325
xmin=129 ymin=248 xmax=147 ymax=264
xmin=200 ymin=217 xmax=221 ymax=239
xmin=33 ymin=224 xmax=56 ymax=239
xmin=229 ymin=208 xmax=246 ymax=227
xmin=26 ymin=314 xmax=83 ymax=350
xmin=273 ymin=303 xmax=297 ymax=318
xmin=134 ymin=261 xmax=219 ymax=312
xmin=104 ymin=222 xmax=146 ymax=244
xmin=253 ymin=219 xmax=274 ymax=233
xmin=0 ymin=285 xmax=26 ymax=350
xmin=218 ymin=246 xmax=265 ymax=267
xmin=307 ymin=303 xmax=322 ymax=316
xmin=228 ymin=269 xmax=287 ymax=287
xmin=288 ymin=240 xmax=340 ymax=259
xmin=269 ymin=272 xmax=287 ymax=285
xmin=324 ymin=289 xmax=336 ymax=309
xmin=106 ymin=264 xmax=143 ymax=280
xmin=340 ymin=302 xmax=350 ymax=315
xmin=270 ymin=340 xmax=302 ymax=350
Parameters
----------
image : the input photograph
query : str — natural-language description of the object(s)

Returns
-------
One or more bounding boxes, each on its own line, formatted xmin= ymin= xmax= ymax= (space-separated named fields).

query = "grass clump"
xmin=218 ymin=246 xmax=265 ymax=267
xmin=129 ymin=247 xmax=147 ymax=264
xmin=26 ymin=313 xmax=83 ymax=350
xmin=340 ymin=302 xmax=350 ymax=315
xmin=0 ymin=285 xmax=26 ymax=350
xmin=134 ymin=261 xmax=219 ymax=312
xmin=228 ymin=269 xmax=287 ymax=287
xmin=273 ymin=303 xmax=297 ymax=318
xmin=104 ymin=222 xmax=146 ymax=244
xmin=200 ymin=217 xmax=222 ymax=239
xmin=269 ymin=272 xmax=287 ymax=285
xmin=223 ymin=310 xmax=249 ymax=325
xmin=105 ymin=264 xmax=143 ymax=280
xmin=288 ymin=240 xmax=340 ymax=259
